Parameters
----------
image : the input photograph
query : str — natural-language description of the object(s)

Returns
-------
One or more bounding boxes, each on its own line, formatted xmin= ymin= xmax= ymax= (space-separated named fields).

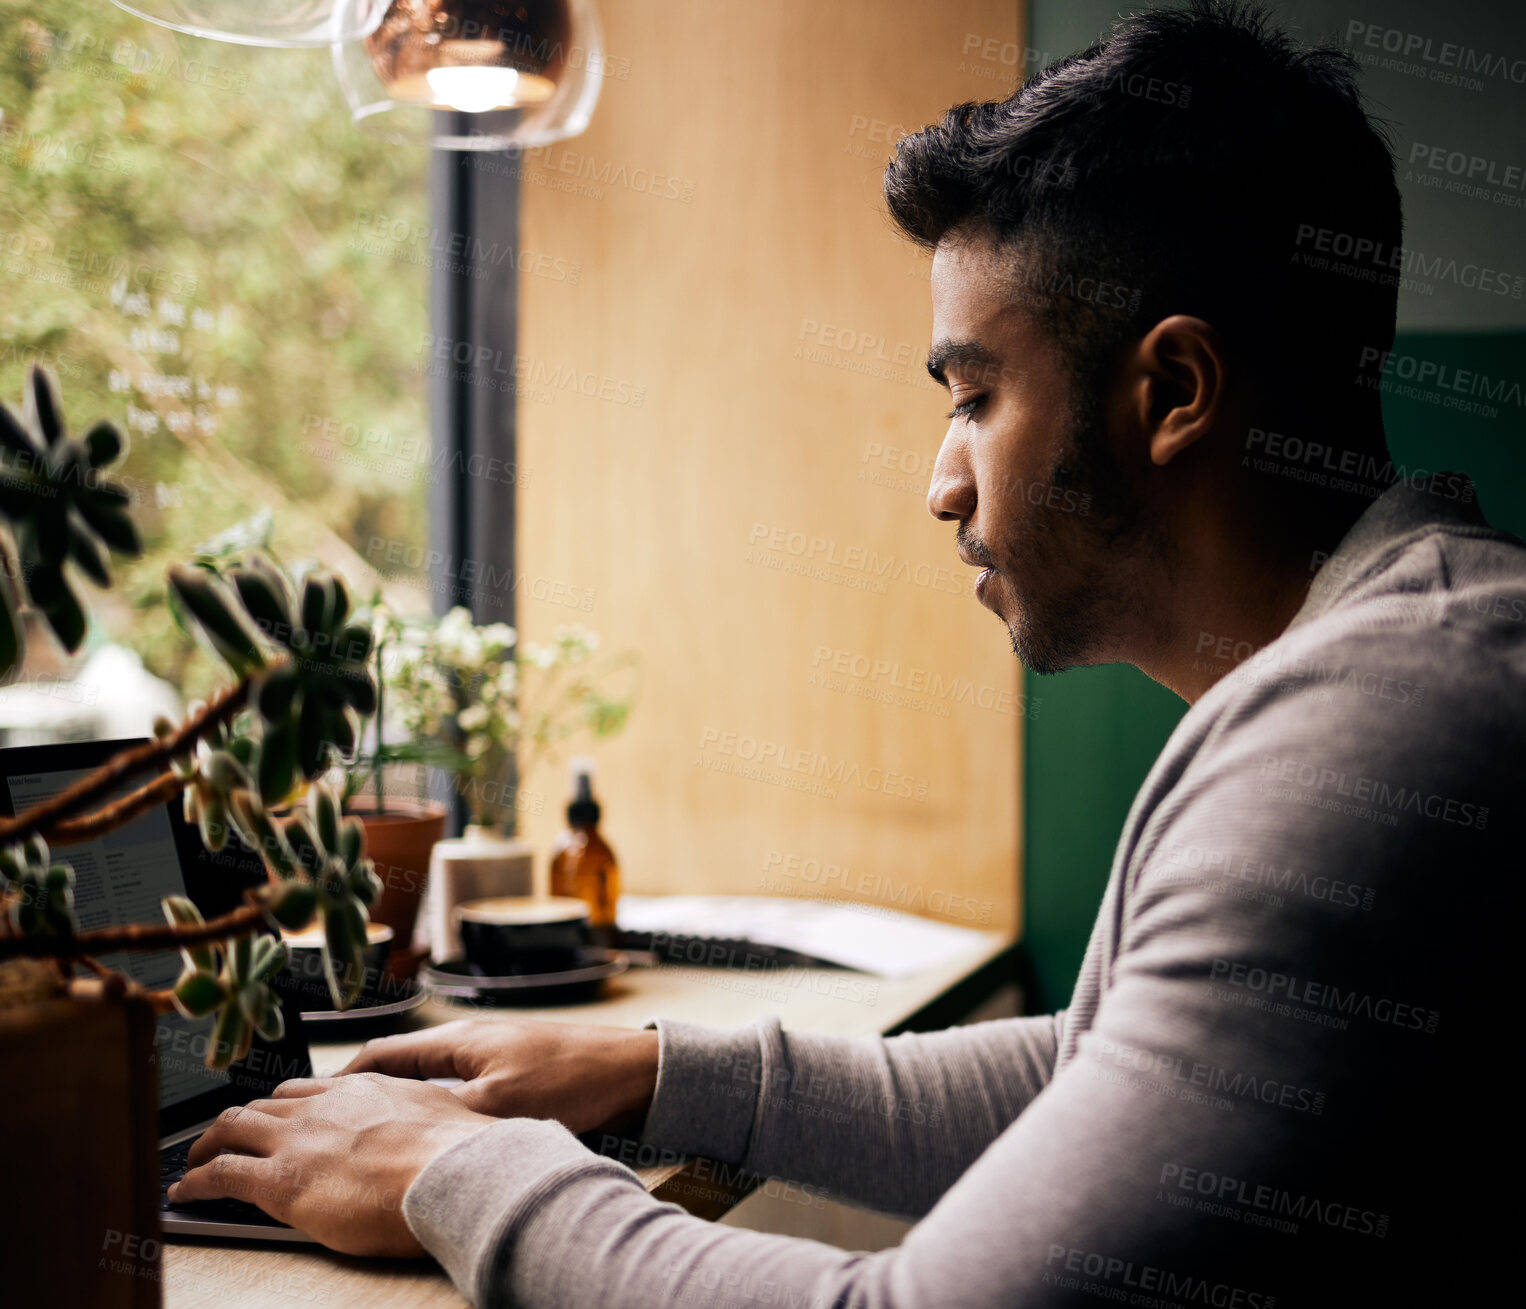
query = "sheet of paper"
xmin=615 ymin=894 xmax=987 ymax=977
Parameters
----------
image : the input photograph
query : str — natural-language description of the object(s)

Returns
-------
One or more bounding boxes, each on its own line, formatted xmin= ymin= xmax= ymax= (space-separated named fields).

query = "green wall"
xmin=1023 ymin=663 xmax=1183 ymax=1010
xmin=1022 ymin=331 xmax=1526 ymax=1010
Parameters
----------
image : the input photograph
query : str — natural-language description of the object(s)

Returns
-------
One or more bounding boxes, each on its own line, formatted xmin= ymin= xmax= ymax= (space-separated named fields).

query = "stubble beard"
xmin=1000 ymin=384 xmax=1160 ymax=676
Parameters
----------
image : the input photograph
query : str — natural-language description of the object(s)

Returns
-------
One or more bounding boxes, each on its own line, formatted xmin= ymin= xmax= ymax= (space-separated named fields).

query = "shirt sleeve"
xmin=400 ymin=963 xmax=1330 ymax=1309
xmin=634 ymin=1010 xmax=1063 ymax=1219
xmin=402 ymin=1011 xmax=1064 ymax=1304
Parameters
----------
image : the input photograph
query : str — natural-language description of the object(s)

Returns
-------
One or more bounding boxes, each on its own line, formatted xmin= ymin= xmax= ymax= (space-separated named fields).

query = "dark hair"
xmin=884 ymin=1 xmax=1401 ymax=435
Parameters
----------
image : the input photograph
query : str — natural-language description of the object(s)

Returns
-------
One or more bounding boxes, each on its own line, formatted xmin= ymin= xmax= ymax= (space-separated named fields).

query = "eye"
xmin=946 ymin=396 xmax=983 ymax=421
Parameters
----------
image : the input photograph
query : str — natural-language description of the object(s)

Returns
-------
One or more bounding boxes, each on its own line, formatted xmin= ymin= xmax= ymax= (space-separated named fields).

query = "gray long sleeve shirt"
xmin=402 ymin=476 xmax=1519 ymax=1307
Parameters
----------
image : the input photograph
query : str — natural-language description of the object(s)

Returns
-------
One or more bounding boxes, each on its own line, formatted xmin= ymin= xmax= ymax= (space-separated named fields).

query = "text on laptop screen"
xmin=6 ymin=768 xmax=232 ymax=1110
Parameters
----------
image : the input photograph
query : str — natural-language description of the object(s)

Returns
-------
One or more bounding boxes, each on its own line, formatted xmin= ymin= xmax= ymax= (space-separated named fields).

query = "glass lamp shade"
xmin=110 ymin=1 xmax=386 ymax=47
xmin=333 ymin=0 xmax=603 ymax=151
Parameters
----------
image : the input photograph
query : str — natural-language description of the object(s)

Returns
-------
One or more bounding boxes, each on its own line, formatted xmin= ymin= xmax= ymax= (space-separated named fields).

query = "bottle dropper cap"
xmin=567 ymin=755 xmax=600 ymax=826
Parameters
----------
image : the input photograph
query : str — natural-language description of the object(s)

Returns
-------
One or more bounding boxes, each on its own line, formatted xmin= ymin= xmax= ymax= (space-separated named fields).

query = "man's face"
xmin=925 ymin=230 xmax=1149 ymax=674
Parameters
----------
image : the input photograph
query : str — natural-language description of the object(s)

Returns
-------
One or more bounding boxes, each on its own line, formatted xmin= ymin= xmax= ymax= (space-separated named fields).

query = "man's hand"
xmin=166 ymin=1074 xmax=496 ymax=1255
xmin=340 ymin=1018 xmax=660 ymax=1135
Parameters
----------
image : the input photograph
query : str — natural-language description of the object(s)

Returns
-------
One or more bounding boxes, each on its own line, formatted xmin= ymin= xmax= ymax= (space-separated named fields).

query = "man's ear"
xmin=1130 ymin=315 xmax=1227 ymax=467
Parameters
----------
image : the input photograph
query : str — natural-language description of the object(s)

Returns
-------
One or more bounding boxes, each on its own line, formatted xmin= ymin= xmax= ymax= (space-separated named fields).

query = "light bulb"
xmin=425 ymin=65 xmax=522 ymax=114
xmin=335 ymin=0 xmax=603 ymax=150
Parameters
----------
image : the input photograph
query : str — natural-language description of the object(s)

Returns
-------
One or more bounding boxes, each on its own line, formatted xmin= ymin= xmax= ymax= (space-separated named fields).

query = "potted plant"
xmin=0 ymin=368 xmax=379 ymax=1306
xmin=172 ymin=522 xmax=449 ymax=983
xmin=378 ymin=606 xmax=636 ymax=960
xmin=333 ymin=604 xmax=452 ymax=981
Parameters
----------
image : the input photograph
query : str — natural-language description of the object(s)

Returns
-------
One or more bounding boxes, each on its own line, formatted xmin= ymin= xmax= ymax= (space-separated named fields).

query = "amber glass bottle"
xmin=549 ymin=758 xmax=619 ymax=944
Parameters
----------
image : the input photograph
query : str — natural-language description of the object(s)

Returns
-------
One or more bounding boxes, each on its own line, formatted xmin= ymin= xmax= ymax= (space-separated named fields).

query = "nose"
xmin=926 ymin=428 xmax=975 ymax=522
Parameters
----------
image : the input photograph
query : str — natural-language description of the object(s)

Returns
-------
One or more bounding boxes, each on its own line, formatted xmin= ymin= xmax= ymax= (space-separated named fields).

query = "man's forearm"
xmin=400 ymin=1006 xmax=1063 ymax=1305
xmin=403 ymin=1116 xmax=868 ymax=1309
xmin=637 ymin=1011 xmax=1063 ymax=1218
xmin=402 ymin=985 xmax=1317 ymax=1309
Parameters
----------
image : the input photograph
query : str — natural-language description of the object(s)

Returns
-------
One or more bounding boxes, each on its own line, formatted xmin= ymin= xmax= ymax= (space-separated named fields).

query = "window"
xmin=1 ymin=2 xmax=431 ymax=740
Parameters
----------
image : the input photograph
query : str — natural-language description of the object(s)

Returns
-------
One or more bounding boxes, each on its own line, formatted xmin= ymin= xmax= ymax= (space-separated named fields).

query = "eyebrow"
xmin=926 ymin=339 xmax=1000 ymax=387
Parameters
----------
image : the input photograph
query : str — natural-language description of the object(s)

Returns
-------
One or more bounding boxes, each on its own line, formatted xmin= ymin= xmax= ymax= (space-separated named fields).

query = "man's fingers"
xmin=450 ymin=1079 xmax=505 ymax=1115
xmin=268 ymin=1076 xmax=341 ymax=1100
xmin=339 ymin=1029 xmax=466 ymax=1079
xmin=168 ymin=1151 xmax=281 ymax=1209
xmin=185 ymin=1104 xmax=287 ymax=1166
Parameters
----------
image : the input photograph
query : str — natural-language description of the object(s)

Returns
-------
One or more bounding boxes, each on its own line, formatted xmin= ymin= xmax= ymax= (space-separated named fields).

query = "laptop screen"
xmin=0 ymin=739 xmax=313 ymax=1138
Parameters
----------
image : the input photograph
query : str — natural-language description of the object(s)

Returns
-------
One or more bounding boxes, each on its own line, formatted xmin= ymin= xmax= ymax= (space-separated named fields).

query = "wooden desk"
xmin=163 ymin=933 xmax=1017 ymax=1308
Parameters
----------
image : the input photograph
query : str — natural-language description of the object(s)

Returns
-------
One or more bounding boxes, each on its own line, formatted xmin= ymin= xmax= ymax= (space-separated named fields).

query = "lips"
xmin=957 ymin=539 xmax=997 ymax=607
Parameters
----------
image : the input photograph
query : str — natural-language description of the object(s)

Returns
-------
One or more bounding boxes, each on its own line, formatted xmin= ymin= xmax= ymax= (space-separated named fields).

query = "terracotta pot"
xmin=343 ymin=797 xmax=449 ymax=980
xmin=0 ymin=985 xmax=160 ymax=1307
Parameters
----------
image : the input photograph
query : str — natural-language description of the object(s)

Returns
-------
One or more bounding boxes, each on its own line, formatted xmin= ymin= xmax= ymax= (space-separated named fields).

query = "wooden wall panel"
xmin=513 ymin=1 xmax=1027 ymax=934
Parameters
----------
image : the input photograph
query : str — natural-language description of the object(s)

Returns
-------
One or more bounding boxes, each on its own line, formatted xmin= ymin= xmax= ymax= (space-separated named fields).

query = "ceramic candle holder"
xmin=416 ymin=827 xmax=535 ymax=964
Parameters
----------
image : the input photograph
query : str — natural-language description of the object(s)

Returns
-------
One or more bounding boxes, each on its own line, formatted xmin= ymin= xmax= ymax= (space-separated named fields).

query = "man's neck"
xmin=1131 ymin=497 xmax=1363 ymax=704
xmin=1142 ymin=564 xmax=1314 ymax=703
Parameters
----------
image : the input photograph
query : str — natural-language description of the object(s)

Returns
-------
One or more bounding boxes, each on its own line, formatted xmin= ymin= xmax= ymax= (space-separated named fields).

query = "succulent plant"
xmin=165 ymin=564 xmax=267 ymax=678
xmin=161 ymin=715 xmax=260 ymax=854
xmin=0 ymin=366 xmax=143 ymax=673
xmin=0 ymin=835 xmax=77 ymax=938
xmin=0 ymin=372 xmax=381 ymax=1073
xmin=238 ymin=781 xmax=379 ymax=1010
xmin=169 ymin=551 xmax=375 ymax=805
xmin=163 ymin=558 xmax=380 ymax=1012
xmin=285 ymin=783 xmax=378 ymax=1009
xmin=164 ymin=896 xmax=289 ymax=1069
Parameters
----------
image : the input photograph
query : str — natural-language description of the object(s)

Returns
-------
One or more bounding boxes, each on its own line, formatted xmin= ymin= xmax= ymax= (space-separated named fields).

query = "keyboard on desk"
xmin=160 ymin=1137 xmax=289 ymax=1228
xmin=616 ymin=929 xmax=843 ymax=971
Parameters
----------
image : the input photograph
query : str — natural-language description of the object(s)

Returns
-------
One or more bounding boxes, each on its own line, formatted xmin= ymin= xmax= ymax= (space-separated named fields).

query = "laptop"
xmin=0 ymin=738 xmax=319 ymax=1242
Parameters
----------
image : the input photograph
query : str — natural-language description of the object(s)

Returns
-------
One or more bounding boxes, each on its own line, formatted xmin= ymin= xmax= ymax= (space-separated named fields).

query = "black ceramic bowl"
xmin=455 ymin=896 xmax=591 ymax=976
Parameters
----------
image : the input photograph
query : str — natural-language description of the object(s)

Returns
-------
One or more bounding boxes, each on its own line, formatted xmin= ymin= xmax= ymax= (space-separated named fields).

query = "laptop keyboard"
xmin=160 ymin=1138 xmax=290 ymax=1228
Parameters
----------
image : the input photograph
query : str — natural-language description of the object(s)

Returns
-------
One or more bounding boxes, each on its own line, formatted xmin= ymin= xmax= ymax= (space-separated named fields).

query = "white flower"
xmin=523 ymin=643 xmax=557 ymax=670
xmin=379 ymin=608 xmax=626 ymax=785
xmin=434 ymin=608 xmax=484 ymax=661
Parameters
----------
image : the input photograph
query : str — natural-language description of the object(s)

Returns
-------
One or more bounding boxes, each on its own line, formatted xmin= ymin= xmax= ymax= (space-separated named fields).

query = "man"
xmin=171 ymin=3 xmax=1518 ymax=1304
